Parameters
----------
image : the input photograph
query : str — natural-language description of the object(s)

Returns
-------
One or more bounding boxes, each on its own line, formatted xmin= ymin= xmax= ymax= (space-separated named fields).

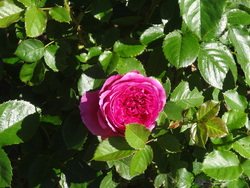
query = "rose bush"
xmin=79 ymin=71 xmax=166 ymax=138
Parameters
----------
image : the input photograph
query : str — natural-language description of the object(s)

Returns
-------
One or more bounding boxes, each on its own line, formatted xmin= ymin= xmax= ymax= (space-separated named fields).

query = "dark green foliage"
xmin=0 ymin=0 xmax=250 ymax=187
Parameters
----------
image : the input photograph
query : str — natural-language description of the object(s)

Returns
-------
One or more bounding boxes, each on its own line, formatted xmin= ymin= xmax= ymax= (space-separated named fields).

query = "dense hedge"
xmin=0 ymin=0 xmax=250 ymax=187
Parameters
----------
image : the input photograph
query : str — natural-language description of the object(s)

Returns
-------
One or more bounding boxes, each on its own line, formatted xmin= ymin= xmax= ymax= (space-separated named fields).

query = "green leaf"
xmin=140 ymin=25 xmax=165 ymax=45
xmin=179 ymin=0 xmax=226 ymax=39
xmin=44 ymin=45 xmax=59 ymax=72
xmin=190 ymin=123 xmax=208 ymax=148
xmin=154 ymin=174 xmax=168 ymax=188
xmin=205 ymin=117 xmax=228 ymax=138
xmin=49 ymin=6 xmax=71 ymax=23
xmin=93 ymin=136 xmax=135 ymax=161
xmin=171 ymin=81 xmax=204 ymax=109
xmin=225 ymin=179 xmax=249 ymax=188
xmin=197 ymin=100 xmax=220 ymax=121
xmin=227 ymin=9 xmax=250 ymax=25
xmin=0 ymin=0 xmax=24 ymax=28
xmin=62 ymin=111 xmax=88 ymax=150
xmin=108 ymin=156 xmax=135 ymax=180
xmin=17 ymin=0 xmax=39 ymax=7
xmin=176 ymin=168 xmax=194 ymax=188
xmin=125 ymin=123 xmax=150 ymax=149
xmin=163 ymin=31 xmax=199 ymax=68
xmin=77 ymin=72 xmax=104 ymax=96
xmin=202 ymin=150 xmax=242 ymax=180
xmin=158 ymin=134 xmax=181 ymax=153
xmin=129 ymin=145 xmax=153 ymax=176
xmin=242 ymin=159 xmax=250 ymax=178
xmin=113 ymin=39 xmax=145 ymax=57
xmin=223 ymin=90 xmax=248 ymax=111
xmin=233 ymin=136 xmax=250 ymax=159
xmin=15 ymin=39 xmax=44 ymax=62
xmin=164 ymin=101 xmax=185 ymax=121
xmin=198 ymin=42 xmax=237 ymax=89
xmin=222 ymin=110 xmax=247 ymax=131
xmin=99 ymin=51 xmax=118 ymax=74
xmin=0 ymin=148 xmax=12 ymax=187
xmin=19 ymin=61 xmax=46 ymax=86
xmin=116 ymin=57 xmax=146 ymax=75
xmin=91 ymin=0 xmax=113 ymax=22
xmin=0 ymin=100 xmax=40 ymax=146
xmin=25 ymin=7 xmax=47 ymax=37
xmin=100 ymin=171 xmax=118 ymax=188
xmin=229 ymin=25 xmax=250 ymax=86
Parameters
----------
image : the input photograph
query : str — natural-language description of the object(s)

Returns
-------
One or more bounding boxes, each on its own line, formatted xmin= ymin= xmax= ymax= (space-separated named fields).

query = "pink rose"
xmin=79 ymin=71 xmax=166 ymax=138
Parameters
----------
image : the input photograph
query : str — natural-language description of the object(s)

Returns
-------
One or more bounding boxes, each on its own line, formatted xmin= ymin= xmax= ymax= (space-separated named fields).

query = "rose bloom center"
xmin=112 ymin=85 xmax=155 ymax=126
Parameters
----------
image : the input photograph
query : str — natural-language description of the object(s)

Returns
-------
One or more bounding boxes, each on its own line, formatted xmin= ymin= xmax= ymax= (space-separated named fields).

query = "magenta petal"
xmin=79 ymin=91 xmax=114 ymax=137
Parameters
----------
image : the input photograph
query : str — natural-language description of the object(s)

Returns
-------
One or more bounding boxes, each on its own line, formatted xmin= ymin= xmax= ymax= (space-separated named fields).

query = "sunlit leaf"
xmin=191 ymin=122 xmax=208 ymax=148
xmin=179 ymin=0 xmax=226 ymax=39
xmin=0 ymin=100 xmax=40 ymax=146
xmin=176 ymin=168 xmax=194 ymax=188
xmin=233 ymin=136 xmax=250 ymax=159
xmin=0 ymin=0 xmax=24 ymax=28
xmin=15 ymin=39 xmax=44 ymax=62
xmin=197 ymin=100 xmax=220 ymax=121
xmin=49 ymin=6 xmax=71 ymax=23
xmin=198 ymin=42 xmax=237 ymax=89
xmin=44 ymin=45 xmax=59 ymax=72
xmin=229 ymin=25 xmax=250 ymax=86
xmin=222 ymin=110 xmax=247 ymax=130
xmin=202 ymin=150 xmax=242 ymax=180
xmin=116 ymin=57 xmax=146 ymax=75
xmin=125 ymin=123 xmax=150 ymax=149
xmin=140 ymin=25 xmax=165 ymax=45
xmin=171 ymin=81 xmax=204 ymax=109
xmin=129 ymin=145 xmax=153 ymax=176
xmin=205 ymin=117 xmax=228 ymax=138
xmin=25 ymin=7 xmax=47 ymax=37
xmin=93 ymin=137 xmax=135 ymax=161
xmin=223 ymin=90 xmax=248 ymax=111
xmin=163 ymin=31 xmax=199 ymax=68
xmin=100 ymin=171 xmax=118 ymax=188
xmin=114 ymin=39 xmax=145 ymax=57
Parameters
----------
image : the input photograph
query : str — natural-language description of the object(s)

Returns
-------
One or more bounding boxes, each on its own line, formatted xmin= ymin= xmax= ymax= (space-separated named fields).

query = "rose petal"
xmin=79 ymin=91 xmax=115 ymax=137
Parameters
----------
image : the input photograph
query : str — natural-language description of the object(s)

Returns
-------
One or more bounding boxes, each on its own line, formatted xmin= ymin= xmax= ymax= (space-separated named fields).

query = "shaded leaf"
xmin=125 ymin=123 xmax=150 ymax=149
xmin=242 ymin=160 xmax=250 ymax=178
xmin=0 ymin=148 xmax=12 ymax=187
xmin=93 ymin=137 xmax=135 ymax=161
xmin=202 ymin=150 xmax=242 ymax=180
xmin=15 ymin=39 xmax=44 ymax=62
xmin=163 ymin=31 xmax=199 ymax=68
xmin=25 ymin=7 xmax=47 ymax=37
xmin=62 ymin=111 xmax=88 ymax=150
xmin=154 ymin=174 xmax=168 ymax=188
xmin=158 ymin=134 xmax=181 ymax=153
xmin=130 ymin=145 xmax=153 ymax=176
